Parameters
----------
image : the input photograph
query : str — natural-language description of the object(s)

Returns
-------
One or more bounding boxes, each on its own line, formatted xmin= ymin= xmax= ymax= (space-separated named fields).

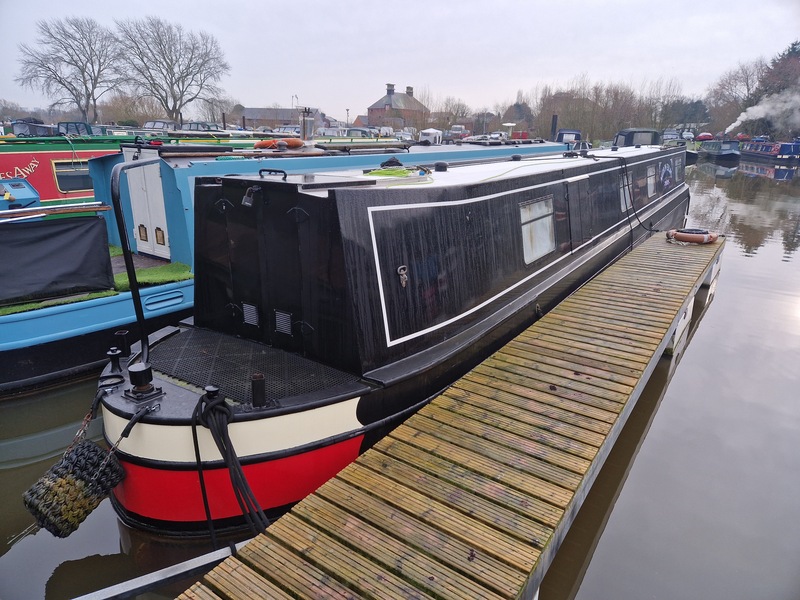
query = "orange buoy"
xmin=254 ymin=137 xmax=305 ymax=150
xmin=666 ymin=228 xmax=719 ymax=244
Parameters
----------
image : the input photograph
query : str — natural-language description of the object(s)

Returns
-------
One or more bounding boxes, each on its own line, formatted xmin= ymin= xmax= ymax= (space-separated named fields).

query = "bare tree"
xmin=115 ymin=16 xmax=230 ymax=121
xmin=99 ymin=89 xmax=164 ymax=126
xmin=197 ymin=95 xmax=241 ymax=126
xmin=16 ymin=17 xmax=121 ymax=122
xmin=705 ymin=59 xmax=767 ymax=133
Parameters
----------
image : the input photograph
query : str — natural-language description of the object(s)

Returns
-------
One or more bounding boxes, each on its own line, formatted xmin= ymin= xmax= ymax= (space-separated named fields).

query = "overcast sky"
xmin=2 ymin=0 xmax=799 ymax=122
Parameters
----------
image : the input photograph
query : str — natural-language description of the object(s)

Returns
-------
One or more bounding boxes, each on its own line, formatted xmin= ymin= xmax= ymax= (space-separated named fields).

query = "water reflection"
xmin=690 ymin=160 xmax=800 ymax=260
xmin=738 ymin=160 xmax=797 ymax=181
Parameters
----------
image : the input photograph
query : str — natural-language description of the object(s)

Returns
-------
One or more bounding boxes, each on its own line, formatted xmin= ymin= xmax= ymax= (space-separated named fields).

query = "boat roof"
xmin=227 ymin=144 xmax=672 ymax=193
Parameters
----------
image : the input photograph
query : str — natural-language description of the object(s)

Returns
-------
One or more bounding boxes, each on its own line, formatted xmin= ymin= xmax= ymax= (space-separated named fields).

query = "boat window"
xmin=647 ymin=165 xmax=656 ymax=197
xmin=520 ymin=195 xmax=555 ymax=264
xmin=53 ymin=160 xmax=92 ymax=193
xmin=619 ymin=172 xmax=632 ymax=211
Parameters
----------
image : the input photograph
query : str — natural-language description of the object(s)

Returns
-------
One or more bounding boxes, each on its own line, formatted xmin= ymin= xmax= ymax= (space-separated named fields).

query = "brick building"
xmin=367 ymin=84 xmax=427 ymax=131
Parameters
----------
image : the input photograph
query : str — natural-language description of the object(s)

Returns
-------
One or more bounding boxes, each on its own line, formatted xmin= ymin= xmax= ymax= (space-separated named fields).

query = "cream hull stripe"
xmin=103 ymin=396 xmax=362 ymax=463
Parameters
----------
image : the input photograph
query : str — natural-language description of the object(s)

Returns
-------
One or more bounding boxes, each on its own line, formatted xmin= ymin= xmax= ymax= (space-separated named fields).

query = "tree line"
xmin=5 ymin=17 xmax=799 ymax=142
xmin=13 ymin=16 xmax=229 ymax=123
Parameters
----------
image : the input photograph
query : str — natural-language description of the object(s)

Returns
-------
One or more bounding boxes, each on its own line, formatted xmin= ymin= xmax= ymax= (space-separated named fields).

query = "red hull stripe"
xmin=112 ymin=435 xmax=363 ymax=522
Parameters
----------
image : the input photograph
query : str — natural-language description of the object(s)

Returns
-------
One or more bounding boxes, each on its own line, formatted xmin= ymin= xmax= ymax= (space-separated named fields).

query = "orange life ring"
xmin=254 ymin=137 xmax=305 ymax=150
xmin=666 ymin=229 xmax=719 ymax=244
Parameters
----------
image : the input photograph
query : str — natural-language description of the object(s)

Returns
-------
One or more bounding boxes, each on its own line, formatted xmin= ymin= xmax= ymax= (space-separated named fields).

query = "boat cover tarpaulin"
xmin=0 ymin=216 xmax=114 ymax=304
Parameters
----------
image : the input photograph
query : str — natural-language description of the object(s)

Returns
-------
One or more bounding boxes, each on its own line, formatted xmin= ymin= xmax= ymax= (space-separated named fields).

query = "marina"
xmin=1 ymin=152 xmax=799 ymax=599
xmin=3 ymin=3 xmax=799 ymax=597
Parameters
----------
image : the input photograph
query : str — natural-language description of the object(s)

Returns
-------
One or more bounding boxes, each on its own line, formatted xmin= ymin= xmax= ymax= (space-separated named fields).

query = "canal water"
xmin=1 ymin=159 xmax=799 ymax=599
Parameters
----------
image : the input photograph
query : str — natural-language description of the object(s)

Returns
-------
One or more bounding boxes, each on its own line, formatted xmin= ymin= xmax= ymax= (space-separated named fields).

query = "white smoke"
xmin=725 ymin=86 xmax=800 ymax=134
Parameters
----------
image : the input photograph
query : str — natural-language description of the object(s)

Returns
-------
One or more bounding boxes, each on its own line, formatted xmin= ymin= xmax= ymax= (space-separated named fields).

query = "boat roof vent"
xmin=434 ymin=162 xmax=448 ymax=172
xmin=511 ymin=154 xmax=522 ymax=161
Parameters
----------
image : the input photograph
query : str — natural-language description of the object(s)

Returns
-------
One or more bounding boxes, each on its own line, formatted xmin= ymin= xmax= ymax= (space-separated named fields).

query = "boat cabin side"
xmin=191 ymin=147 xmax=688 ymax=382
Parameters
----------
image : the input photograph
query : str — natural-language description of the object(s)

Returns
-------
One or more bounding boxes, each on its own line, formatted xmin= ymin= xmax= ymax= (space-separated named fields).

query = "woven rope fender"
xmin=22 ymin=439 xmax=125 ymax=538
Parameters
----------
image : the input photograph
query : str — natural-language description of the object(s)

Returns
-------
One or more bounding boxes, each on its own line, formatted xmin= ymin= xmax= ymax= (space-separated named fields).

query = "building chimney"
xmin=386 ymin=83 xmax=395 ymax=95
xmin=406 ymin=86 xmax=414 ymax=97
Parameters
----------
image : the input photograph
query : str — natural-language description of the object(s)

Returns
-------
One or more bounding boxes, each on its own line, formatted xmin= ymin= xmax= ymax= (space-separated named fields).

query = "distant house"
xmin=367 ymin=84 xmax=427 ymax=131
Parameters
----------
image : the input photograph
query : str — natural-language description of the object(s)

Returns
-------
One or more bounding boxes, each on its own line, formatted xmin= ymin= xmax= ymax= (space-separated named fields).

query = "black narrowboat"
xmin=97 ymin=143 xmax=690 ymax=536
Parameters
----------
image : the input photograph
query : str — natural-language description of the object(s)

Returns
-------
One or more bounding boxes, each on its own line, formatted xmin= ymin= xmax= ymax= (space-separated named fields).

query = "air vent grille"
xmin=242 ymin=303 xmax=259 ymax=326
xmin=274 ymin=310 xmax=292 ymax=335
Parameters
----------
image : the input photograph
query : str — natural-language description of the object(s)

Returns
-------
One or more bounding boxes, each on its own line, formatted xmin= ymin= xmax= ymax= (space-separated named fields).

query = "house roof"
xmin=368 ymin=90 xmax=426 ymax=112
xmin=242 ymin=107 xmax=320 ymax=121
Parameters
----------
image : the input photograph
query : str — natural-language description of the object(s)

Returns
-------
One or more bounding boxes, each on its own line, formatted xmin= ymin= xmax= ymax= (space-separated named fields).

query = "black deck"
xmin=148 ymin=327 xmax=362 ymax=406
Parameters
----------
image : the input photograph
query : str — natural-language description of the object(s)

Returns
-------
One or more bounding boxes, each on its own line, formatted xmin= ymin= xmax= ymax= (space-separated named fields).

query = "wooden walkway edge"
xmin=180 ymin=234 xmax=725 ymax=600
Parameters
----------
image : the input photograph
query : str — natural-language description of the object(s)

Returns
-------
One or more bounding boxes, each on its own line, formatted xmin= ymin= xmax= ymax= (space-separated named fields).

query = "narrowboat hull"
xmin=98 ymin=145 xmax=690 ymax=536
xmin=0 ymin=281 xmax=194 ymax=395
xmin=738 ymin=141 xmax=800 ymax=165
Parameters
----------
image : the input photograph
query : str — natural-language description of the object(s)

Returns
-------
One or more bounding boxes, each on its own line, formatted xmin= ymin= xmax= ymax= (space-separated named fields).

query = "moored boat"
xmin=93 ymin=142 xmax=690 ymax=536
xmin=738 ymin=139 xmax=800 ymax=164
xmin=698 ymin=139 xmax=740 ymax=164
xmin=0 ymin=164 xmax=195 ymax=396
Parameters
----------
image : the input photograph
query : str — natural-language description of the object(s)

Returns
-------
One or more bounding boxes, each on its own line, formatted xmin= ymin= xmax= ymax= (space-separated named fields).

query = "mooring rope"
xmin=191 ymin=386 xmax=269 ymax=548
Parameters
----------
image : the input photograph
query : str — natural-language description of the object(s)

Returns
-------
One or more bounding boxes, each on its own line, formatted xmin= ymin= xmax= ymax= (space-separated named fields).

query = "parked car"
xmin=181 ymin=122 xmax=224 ymax=132
xmin=395 ymin=131 xmax=414 ymax=142
xmin=695 ymin=132 xmax=714 ymax=141
xmin=273 ymin=125 xmax=301 ymax=135
xmin=735 ymin=132 xmax=751 ymax=141
xmin=663 ymin=128 xmax=680 ymax=141
xmin=142 ymin=120 xmax=179 ymax=131
xmin=681 ymin=131 xmax=695 ymax=140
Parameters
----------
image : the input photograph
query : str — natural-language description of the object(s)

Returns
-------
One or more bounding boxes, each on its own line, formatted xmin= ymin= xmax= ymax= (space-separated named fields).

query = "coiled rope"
xmin=191 ymin=386 xmax=269 ymax=548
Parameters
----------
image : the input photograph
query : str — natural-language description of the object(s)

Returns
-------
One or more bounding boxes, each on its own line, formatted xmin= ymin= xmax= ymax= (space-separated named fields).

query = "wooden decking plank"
xmin=237 ymin=533 xmax=365 ymax=599
xmin=533 ymin=319 xmax=662 ymax=352
xmin=480 ymin=357 xmax=633 ymax=405
xmin=501 ymin=340 xmax=641 ymax=386
xmin=356 ymin=450 xmax=553 ymax=550
xmin=334 ymin=463 xmax=541 ymax=571
xmin=542 ymin=311 xmax=666 ymax=342
xmin=202 ymin=557 xmax=294 ymax=600
xmin=581 ymin=276 xmax=689 ymax=300
xmin=513 ymin=330 xmax=652 ymax=366
xmin=451 ymin=378 xmax=615 ymax=434
xmin=267 ymin=513 xmax=439 ymax=600
xmin=433 ymin=394 xmax=603 ymax=458
xmin=559 ymin=295 xmax=677 ymax=322
xmin=506 ymin=335 xmax=646 ymax=376
xmin=178 ymin=583 xmax=225 ymax=600
xmin=388 ymin=424 xmax=575 ymax=508
xmin=472 ymin=364 xmax=626 ymax=414
xmin=314 ymin=475 xmax=530 ymax=590
xmin=405 ymin=410 xmax=588 ymax=484
xmin=421 ymin=401 xmax=596 ymax=468
xmin=375 ymin=436 xmax=565 ymax=527
xmin=292 ymin=495 xmax=511 ymax=600
xmin=581 ymin=279 xmax=689 ymax=306
xmin=489 ymin=349 xmax=638 ymax=395
xmin=440 ymin=386 xmax=608 ymax=447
